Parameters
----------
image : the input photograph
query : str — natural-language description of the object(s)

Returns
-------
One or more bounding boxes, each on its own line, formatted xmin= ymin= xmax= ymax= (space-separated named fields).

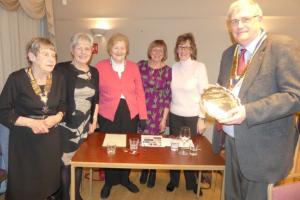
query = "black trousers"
xmin=98 ymin=99 xmax=138 ymax=186
xmin=168 ymin=112 xmax=198 ymax=189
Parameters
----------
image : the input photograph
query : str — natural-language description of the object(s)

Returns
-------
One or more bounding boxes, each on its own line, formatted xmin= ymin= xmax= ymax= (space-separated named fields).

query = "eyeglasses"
xmin=178 ymin=45 xmax=191 ymax=51
xmin=230 ymin=15 xmax=259 ymax=26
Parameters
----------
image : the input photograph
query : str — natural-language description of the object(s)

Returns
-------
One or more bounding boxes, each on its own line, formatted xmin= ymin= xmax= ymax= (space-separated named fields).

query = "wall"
xmin=53 ymin=0 xmax=300 ymax=84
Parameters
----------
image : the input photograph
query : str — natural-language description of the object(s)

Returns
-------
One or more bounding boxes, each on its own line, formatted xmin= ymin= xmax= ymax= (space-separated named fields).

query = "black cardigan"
xmin=54 ymin=61 xmax=99 ymax=124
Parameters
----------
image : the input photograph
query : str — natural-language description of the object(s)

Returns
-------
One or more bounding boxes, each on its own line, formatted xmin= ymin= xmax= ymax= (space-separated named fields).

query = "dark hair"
xmin=147 ymin=39 xmax=168 ymax=62
xmin=174 ymin=32 xmax=197 ymax=61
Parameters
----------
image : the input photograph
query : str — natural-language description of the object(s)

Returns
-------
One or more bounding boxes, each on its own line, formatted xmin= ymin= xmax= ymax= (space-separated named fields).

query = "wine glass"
xmin=179 ymin=126 xmax=191 ymax=155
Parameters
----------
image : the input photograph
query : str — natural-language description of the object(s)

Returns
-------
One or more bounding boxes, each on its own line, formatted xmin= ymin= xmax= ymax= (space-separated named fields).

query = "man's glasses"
xmin=230 ymin=15 xmax=259 ymax=26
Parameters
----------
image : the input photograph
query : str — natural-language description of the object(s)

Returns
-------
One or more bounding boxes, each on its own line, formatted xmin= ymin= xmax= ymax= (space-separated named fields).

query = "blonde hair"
xmin=106 ymin=33 xmax=129 ymax=56
xmin=147 ymin=40 xmax=168 ymax=62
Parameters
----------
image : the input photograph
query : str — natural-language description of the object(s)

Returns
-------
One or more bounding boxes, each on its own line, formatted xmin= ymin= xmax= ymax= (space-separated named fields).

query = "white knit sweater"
xmin=170 ymin=58 xmax=208 ymax=117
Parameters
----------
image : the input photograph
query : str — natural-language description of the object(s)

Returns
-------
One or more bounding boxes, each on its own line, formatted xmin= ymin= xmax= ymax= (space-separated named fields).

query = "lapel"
xmin=220 ymin=45 xmax=236 ymax=87
xmin=238 ymin=38 xmax=268 ymax=100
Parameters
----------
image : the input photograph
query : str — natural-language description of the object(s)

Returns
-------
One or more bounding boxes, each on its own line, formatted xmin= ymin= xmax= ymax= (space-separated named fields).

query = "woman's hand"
xmin=159 ymin=118 xmax=167 ymax=133
xmin=44 ymin=112 xmax=63 ymax=129
xmin=15 ymin=116 xmax=49 ymax=134
xmin=89 ymin=120 xmax=97 ymax=134
xmin=29 ymin=119 xmax=49 ymax=134
xmin=197 ymin=118 xmax=206 ymax=134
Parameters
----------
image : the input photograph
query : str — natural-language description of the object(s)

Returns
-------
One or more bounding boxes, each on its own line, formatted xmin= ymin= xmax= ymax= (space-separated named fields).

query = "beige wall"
xmin=53 ymin=0 xmax=300 ymax=84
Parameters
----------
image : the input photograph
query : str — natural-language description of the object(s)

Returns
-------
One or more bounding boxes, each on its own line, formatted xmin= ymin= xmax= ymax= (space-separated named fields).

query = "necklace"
xmin=72 ymin=64 xmax=91 ymax=80
xmin=228 ymin=32 xmax=267 ymax=90
xmin=26 ymin=67 xmax=52 ymax=114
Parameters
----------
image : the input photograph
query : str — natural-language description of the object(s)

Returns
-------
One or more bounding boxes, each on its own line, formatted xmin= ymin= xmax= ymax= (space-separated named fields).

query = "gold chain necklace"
xmin=26 ymin=67 xmax=52 ymax=113
xmin=229 ymin=32 xmax=267 ymax=90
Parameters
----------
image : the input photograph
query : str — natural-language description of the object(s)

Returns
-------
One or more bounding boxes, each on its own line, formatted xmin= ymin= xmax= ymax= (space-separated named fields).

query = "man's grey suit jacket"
xmin=212 ymin=34 xmax=300 ymax=183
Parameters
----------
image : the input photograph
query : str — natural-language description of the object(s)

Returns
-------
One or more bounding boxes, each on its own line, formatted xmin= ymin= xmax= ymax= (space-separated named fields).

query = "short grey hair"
xmin=227 ymin=0 xmax=263 ymax=19
xmin=70 ymin=33 xmax=94 ymax=49
xmin=26 ymin=37 xmax=56 ymax=65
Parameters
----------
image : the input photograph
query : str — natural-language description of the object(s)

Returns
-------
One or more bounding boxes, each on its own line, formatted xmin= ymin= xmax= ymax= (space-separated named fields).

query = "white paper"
xmin=141 ymin=135 xmax=162 ymax=147
xmin=161 ymin=138 xmax=172 ymax=147
xmin=102 ymin=134 xmax=127 ymax=147
xmin=161 ymin=138 xmax=194 ymax=148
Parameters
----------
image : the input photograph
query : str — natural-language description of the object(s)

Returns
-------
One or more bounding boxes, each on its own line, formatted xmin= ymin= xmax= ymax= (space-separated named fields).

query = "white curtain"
xmin=0 ymin=7 xmax=45 ymax=91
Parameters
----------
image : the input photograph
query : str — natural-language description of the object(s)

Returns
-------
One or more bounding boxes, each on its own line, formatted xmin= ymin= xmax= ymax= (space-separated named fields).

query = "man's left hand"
xmin=218 ymin=105 xmax=246 ymax=125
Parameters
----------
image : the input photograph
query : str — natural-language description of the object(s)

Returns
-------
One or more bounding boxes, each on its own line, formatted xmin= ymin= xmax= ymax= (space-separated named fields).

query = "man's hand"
xmin=218 ymin=105 xmax=246 ymax=125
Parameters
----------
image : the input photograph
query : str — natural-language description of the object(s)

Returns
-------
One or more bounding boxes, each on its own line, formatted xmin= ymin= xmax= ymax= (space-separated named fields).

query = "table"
xmin=70 ymin=132 xmax=225 ymax=200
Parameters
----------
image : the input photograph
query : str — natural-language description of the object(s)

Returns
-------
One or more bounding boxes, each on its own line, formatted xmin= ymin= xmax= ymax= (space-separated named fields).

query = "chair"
xmin=0 ymin=169 xmax=6 ymax=183
xmin=0 ymin=145 xmax=7 ymax=184
xmin=267 ymin=115 xmax=300 ymax=200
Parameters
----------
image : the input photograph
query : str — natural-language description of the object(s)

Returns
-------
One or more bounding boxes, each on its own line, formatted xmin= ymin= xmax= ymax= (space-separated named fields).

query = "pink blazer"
xmin=96 ymin=59 xmax=147 ymax=121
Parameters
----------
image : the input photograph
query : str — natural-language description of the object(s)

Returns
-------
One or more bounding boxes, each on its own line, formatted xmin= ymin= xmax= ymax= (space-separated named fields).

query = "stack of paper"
xmin=102 ymin=134 xmax=127 ymax=147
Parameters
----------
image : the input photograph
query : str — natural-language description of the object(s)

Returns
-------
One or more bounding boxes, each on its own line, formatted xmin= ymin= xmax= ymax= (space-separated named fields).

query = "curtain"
xmin=0 ymin=0 xmax=55 ymax=91
xmin=0 ymin=0 xmax=55 ymax=43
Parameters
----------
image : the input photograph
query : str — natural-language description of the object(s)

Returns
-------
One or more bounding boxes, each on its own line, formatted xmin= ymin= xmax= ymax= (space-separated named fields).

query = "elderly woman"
xmin=55 ymin=33 xmax=99 ymax=200
xmin=167 ymin=33 xmax=208 ymax=194
xmin=0 ymin=37 xmax=66 ymax=200
xmin=137 ymin=39 xmax=171 ymax=188
xmin=96 ymin=33 xmax=147 ymax=199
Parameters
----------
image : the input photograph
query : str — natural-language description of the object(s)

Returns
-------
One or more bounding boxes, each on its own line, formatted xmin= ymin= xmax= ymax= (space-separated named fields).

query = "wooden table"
xmin=70 ymin=132 xmax=225 ymax=200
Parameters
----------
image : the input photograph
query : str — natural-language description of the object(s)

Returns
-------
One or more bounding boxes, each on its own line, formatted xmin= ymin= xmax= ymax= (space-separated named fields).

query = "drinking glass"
xmin=107 ymin=143 xmax=116 ymax=155
xmin=129 ymin=138 xmax=139 ymax=154
xmin=170 ymin=139 xmax=179 ymax=152
xmin=179 ymin=126 xmax=191 ymax=155
xmin=189 ymin=145 xmax=198 ymax=156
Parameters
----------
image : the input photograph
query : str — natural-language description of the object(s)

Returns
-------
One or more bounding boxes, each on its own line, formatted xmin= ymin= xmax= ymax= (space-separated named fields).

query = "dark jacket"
xmin=55 ymin=61 xmax=99 ymax=124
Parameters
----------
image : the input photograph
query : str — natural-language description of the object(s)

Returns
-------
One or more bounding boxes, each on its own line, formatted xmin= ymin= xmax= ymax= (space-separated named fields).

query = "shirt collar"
xmin=239 ymin=29 xmax=266 ymax=54
xmin=111 ymin=57 xmax=125 ymax=73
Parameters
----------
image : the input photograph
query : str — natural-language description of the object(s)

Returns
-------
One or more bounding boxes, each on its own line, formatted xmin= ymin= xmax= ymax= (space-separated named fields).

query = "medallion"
xmin=42 ymin=105 xmax=49 ymax=114
xmin=40 ymin=95 xmax=48 ymax=104
xmin=201 ymin=85 xmax=241 ymax=119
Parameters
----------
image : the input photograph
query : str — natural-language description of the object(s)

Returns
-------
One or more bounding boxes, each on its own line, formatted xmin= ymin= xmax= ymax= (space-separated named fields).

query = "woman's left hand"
xmin=89 ymin=121 xmax=97 ymax=134
xmin=159 ymin=119 xmax=167 ymax=133
xmin=44 ymin=112 xmax=63 ymax=129
xmin=197 ymin=118 xmax=206 ymax=134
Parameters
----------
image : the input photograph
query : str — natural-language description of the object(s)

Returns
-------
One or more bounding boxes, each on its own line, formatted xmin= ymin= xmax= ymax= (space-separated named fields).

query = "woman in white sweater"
xmin=167 ymin=33 xmax=208 ymax=195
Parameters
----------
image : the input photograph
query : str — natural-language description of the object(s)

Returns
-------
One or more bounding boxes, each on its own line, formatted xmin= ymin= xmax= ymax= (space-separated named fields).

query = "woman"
xmin=96 ymin=33 xmax=147 ymax=199
xmin=0 ymin=37 xmax=66 ymax=200
xmin=137 ymin=40 xmax=172 ymax=188
xmin=55 ymin=33 xmax=99 ymax=200
xmin=167 ymin=33 xmax=208 ymax=194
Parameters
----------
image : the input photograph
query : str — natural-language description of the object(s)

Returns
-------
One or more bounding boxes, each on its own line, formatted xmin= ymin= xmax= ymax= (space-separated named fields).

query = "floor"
xmin=0 ymin=170 xmax=223 ymax=200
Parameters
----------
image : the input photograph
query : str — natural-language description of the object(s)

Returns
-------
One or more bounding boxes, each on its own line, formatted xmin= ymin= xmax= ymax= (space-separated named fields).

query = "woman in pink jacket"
xmin=96 ymin=33 xmax=147 ymax=199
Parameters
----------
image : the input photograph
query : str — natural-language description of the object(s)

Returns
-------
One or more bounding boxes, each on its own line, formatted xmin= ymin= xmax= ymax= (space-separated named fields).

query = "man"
xmin=212 ymin=0 xmax=300 ymax=199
